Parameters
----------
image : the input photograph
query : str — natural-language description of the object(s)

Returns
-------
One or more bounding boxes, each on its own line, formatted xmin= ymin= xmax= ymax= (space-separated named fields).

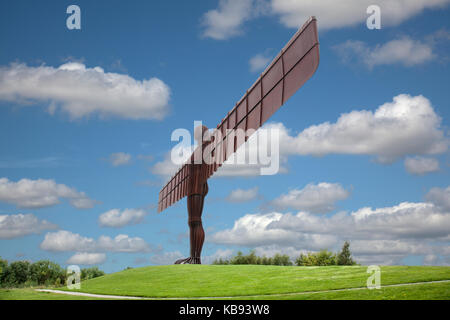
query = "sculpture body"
xmin=175 ymin=128 xmax=210 ymax=264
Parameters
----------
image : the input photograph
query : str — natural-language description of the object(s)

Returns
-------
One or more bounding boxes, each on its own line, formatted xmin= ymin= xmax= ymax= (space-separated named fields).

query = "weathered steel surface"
xmin=158 ymin=17 xmax=320 ymax=213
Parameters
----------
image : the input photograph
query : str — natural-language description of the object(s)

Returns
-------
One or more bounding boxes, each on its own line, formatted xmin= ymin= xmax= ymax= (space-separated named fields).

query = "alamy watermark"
xmin=66 ymin=265 xmax=81 ymax=289
xmin=170 ymin=121 xmax=280 ymax=176
xmin=366 ymin=265 xmax=381 ymax=289
xmin=66 ymin=5 xmax=81 ymax=30
xmin=366 ymin=5 xmax=381 ymax=30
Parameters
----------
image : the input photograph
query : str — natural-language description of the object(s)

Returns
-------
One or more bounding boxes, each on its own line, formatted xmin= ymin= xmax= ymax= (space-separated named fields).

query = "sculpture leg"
xmin=174 ymin=193 xmax=205 ymax=264
xmin=188 ymin=194 xmax=205 ymax=264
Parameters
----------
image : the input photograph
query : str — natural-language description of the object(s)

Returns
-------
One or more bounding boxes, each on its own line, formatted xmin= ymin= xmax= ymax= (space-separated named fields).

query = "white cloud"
xmin=211 ymin=212 xmax=336 ymax=249
xmin=211 ymin=187 xmax=450 ymax=264
xmin=334 ymin=37 xmax=435 ymax=69
xmin=425 ymin=186 xmax=450 ymax=211
xmin=40 ymin=230 xmax=151 ymax=253
xmin=69 ymin=197 xmax=98 ymax=209
xmin=201 ymin=0 xmax=450 ymax=39
xmin=404 ymin=156 xmax=440 ymax=175
xmin=270 ymin=182 xmax=350 ymax=213
xmin=150 ymin=151 xmax=184 ymax=178
xmin=66 ymin=252 xmax=106 ymax=265
xmin=152 ymin=94 xmax=447 ymax=180
xmin=277 ymin=94 xmax=448 ymax=163
xmin=249 ymin=53 xmax=272 ymax=73
xmin=98 ymin=208 xmax=147 ymax=228
xmin=0 ymin=213 xmax=57 ymax=239
xmin=41 ymin=230 xmax=96 ymax=252
xmin=253 ymin=245 xmax=303 ymax=260
xmin=226 ymin=187 xmax=260 ymax=203
xmin=270 ymin=201 xmax=450 ymax=240
xmin=270 ymin=0 xmax=450 ymax=30
xmin=0 ymin=62 xmax=170 ymax=120
xmin=96 ymin=234 xmax=151 ymax=253
xmin=108 ymin=152 xmax=132 ymax=167
xmin=349 ymin=239 xmax=430 ymax=256
xmin=201 ymin=0 xmax=254 ymax=40
xmin=149 ymin=251 xmax=184 ymax=265
xmin=0 ymin=177 xmax=97 ymax=209
xmin=203 ymin=249 xmax=235 ymax=264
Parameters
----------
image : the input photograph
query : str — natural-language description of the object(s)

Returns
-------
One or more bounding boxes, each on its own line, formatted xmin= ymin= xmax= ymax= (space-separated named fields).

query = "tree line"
xmin=213 ymin=241 xmax=357 ymax=266
xmin=0 ymin=257 xmax=105 ymax=288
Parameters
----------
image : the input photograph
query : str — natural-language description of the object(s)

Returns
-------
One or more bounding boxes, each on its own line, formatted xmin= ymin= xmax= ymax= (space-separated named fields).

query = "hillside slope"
xmin=62 ymin=265 xmax=450 ymax=298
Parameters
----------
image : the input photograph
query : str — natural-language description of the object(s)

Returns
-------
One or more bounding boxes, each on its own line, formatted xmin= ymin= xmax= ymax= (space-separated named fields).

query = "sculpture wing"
xmin=158 ymin=17 xmax=320 ymax=213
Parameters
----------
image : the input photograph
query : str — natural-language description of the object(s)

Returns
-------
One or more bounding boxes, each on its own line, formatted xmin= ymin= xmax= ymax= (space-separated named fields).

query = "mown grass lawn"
xmin=235 ymin=282 xmax=450 ymax=300
xmin=56 ymin=265 xmax=450 ymax=299
xmin=1 ymin=281 xmax=449 ymax=300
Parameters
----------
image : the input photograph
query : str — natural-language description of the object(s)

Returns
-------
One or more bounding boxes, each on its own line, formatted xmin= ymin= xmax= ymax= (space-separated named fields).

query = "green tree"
xmin=230 ymin=251 xmax=245 ymax=264
xmin=272 ymin=254 xmax=292 ymax=266
xmin=29 ymin=260 xmax=65 ymax=286
xmin=316 ymin=250 xmax=336 ymax=266
xmin=0 ymin=257 xmax=8 ymax=285
xmin=296 ymin=253 xmax=317 ymax=266
xmin=1 ymin=261 xmax=31 ymax=287
xmin=260 ymin=256 xmax=272 ymax=265
xmin=81 ymin=267 xmax=105 ymax=280
xmin=336 ymin=241 xmax=356 ymax=265
xmin=296 ymin=250 xmax=336 ymax=266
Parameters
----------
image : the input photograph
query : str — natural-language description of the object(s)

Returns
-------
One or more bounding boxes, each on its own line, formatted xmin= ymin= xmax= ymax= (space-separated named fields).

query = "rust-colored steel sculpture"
xmin=158 ymin=17 xmax=320 ymax=264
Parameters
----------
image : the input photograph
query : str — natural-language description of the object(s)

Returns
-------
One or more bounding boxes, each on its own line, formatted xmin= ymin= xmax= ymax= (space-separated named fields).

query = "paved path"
xmin=36 ymin=279 xmax=450 ymax=300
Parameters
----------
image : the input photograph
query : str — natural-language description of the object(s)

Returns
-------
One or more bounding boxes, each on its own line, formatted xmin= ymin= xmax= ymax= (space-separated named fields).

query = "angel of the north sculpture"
xmin=158 ymin=17 xmax=320 ymax=264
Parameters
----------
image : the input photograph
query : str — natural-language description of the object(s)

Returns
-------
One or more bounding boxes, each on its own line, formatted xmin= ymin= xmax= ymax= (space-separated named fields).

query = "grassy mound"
xmin=61 ymin=265 xmax=450 ymax=298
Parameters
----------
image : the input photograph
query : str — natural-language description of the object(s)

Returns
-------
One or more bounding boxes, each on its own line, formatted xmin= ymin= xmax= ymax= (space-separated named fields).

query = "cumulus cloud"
xmin=107 ymin=152 xmax=132 ymax=167
xmin=0 ymin=62 xmax=170 ymax=120
xmin=270 ymin=183 xmax=350 ymax=213
xmin=40 ymin=230 xmax=151 ymax=253
xmin=201 ymin=0 xmax=254 ymax=40
xmin=334 ymin=37 xmax=435 ymax=69
xmin=0 ymin=177 xmax=97 ymax=209
xmin=152 ymin=94 xmax=447 ymax=180
xmin=66 ymin=252 xmax=106 ymax=265
xmin=270 ymin=202 xmax=450 ymax=240
xmin=270 ymin=0 xmax=450 ymax=30
xmin=211 ymin=186 xmax=450 ymax=264
xmin=277 ymin=94 xmax=448 ymax=163
xmin=226 ymin=187 xmax=260 ymax=203
xmin=98 ymin=208 xmax=147 ymax=228
xmin=404 ymin=156 xmax=440 ymax=175
xmin=249 ymin=53 xmax=272 ymax=73
xmin=201 ymin=0 xmax=449 ymax=39
xmin=211 ymin=212 xmax=336 ymax=249
xmin=149 ymin=251 xmax=184 ymax=265
xmin=40 ymin=230 xmax=96 ymax=252
xmin=150 ymin=150 xmax=186 ymax=178
xmin=0 ymin=213 xmax=57 ymax=239
xmin=425 ymin=186 xmax=450 ymax=211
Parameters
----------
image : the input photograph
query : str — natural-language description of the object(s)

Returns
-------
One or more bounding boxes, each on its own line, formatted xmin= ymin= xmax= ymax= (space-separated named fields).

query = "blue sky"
xmin=0 ymin=0 xmax=449 ymax=273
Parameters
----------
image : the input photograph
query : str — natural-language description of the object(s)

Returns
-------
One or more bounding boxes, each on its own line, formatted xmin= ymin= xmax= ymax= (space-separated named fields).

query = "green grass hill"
xmin=1 ymin=265 xmax=449 ymax=300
